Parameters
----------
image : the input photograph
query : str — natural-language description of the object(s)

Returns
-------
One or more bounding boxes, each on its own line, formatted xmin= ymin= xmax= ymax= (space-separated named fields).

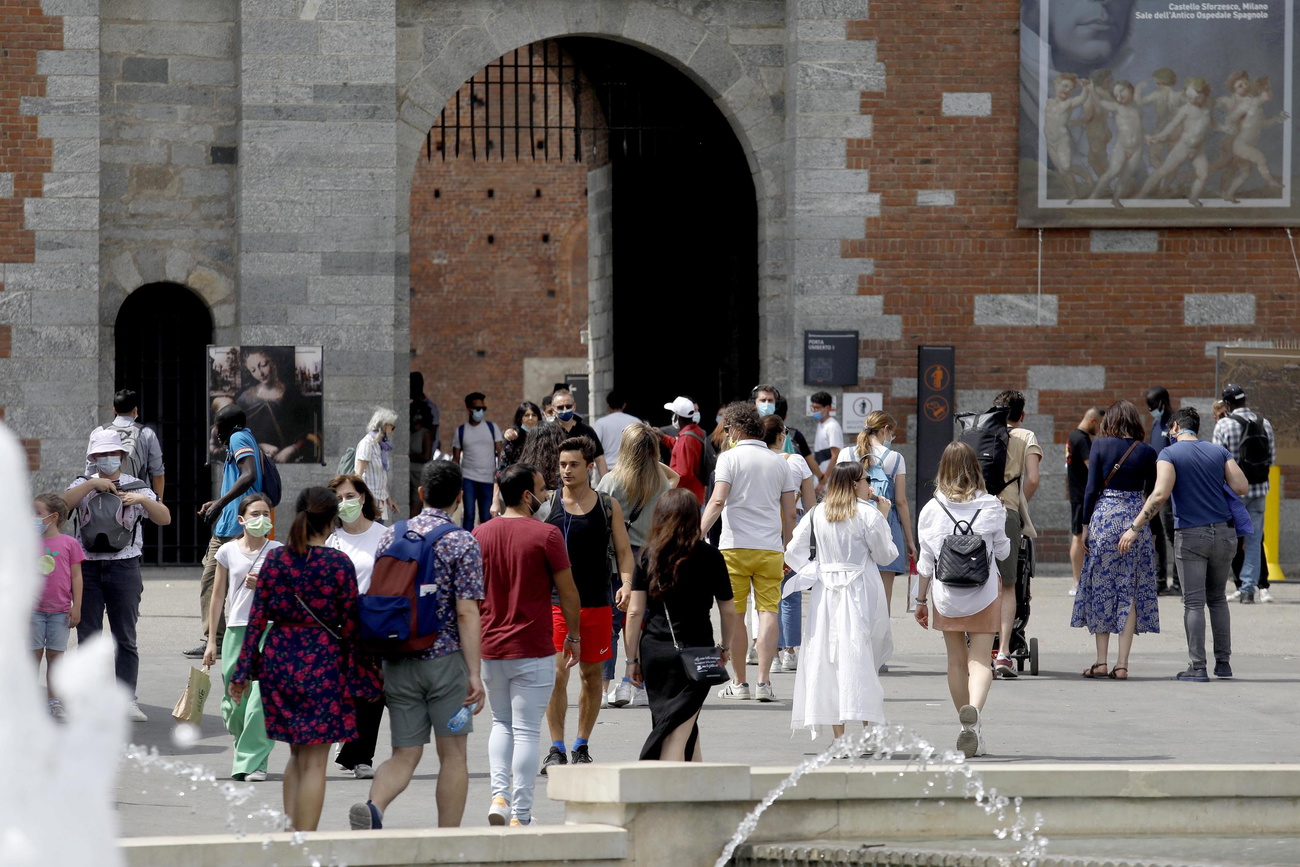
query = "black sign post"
xmin=915 ymin=346 xmax=956 ymax=523
xmin=803 ymin=331 xmax=860 ymax=386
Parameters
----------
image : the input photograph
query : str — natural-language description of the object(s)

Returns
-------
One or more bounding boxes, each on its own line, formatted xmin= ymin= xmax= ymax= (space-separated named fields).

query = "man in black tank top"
xmin=540 ymin=436 xmax=635 ymax=772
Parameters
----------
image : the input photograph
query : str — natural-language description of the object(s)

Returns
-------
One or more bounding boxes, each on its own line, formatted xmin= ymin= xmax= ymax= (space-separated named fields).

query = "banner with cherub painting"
xmin=1019 ymin=0 xmax=1294 ymax=227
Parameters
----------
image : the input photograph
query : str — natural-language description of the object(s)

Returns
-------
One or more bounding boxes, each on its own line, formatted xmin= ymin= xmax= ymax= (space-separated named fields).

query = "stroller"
xmin=993 ymin=534 xmax=1040 ymax=676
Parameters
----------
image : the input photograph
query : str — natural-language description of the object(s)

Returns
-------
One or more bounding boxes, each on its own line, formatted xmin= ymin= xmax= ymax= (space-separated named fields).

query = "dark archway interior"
xmin=114 ymin=283 xmax=213 ymax=564
xmin=564 ymin=38 xmax=760 ymax=426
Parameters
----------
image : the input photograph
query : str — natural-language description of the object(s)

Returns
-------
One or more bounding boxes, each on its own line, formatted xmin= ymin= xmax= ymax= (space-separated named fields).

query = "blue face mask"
xmin=471 ymin=408 xmax=486 ymax=423
xmin=556 ymin=409 xmax=575 ymax=422
xmin=1150 ymin=409 xmax=1162 ymax=421
xmin=520 ymin=424 xmax=531 ymax=433
xmin=35 ymin=516 xmax=51 ymax=535
xmin=691 ymin=411 xmax=701 ymax=424
xmin=96 ymin=456 xmax=122 ymax=475
xmin=756 ymin=401 xmax=776 ymax=417
xmin=810 ymin=410 xmax=825 ymax=421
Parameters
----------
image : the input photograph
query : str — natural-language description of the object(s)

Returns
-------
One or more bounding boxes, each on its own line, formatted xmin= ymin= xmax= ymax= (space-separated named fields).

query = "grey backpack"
xmin=78 ymin=479 xmax=151 ymax=553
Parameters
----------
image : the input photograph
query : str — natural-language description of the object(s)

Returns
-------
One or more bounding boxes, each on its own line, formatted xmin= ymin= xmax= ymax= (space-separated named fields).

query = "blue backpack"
xmin=359 ymin=521 xmax=460 ymax=657
xmin=864 ymin=447 xmax=896 ymax=502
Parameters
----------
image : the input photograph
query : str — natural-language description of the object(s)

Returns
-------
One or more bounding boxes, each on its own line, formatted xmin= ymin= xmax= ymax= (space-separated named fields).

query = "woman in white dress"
xmin=783 ymin=463 xmax=896 ymax=739
xmin=913 ymin=442 xmax=1010 ymax=758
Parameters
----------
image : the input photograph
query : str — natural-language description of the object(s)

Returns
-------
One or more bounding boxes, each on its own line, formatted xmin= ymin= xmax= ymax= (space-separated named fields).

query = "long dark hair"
xmin=519 ymin=422 xmax=566 ymax=490
xmin=643 ymin=488 xmax=702 ymax=598
xmin=289 ymin=486 xmax=339 ymax=554
xmin=513 ymin=401 xmax=542 ymax=429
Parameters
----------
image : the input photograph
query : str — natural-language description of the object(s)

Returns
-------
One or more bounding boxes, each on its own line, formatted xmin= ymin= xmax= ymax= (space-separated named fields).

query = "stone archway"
xmin=395 ymin=0 xmax=791 ymax=391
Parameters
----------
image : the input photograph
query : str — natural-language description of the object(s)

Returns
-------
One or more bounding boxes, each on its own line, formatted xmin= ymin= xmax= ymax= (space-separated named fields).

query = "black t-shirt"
xmin=1067 ymin=428 xmax=1093 ymax=502
xmin=546 ymin=492 xmax=612 ymax=608
xmin=563 ymin=419 xmax=606 ymax=458
xmin=790 ymin=427 xmax=812 ymax=459
xmin=633 ymin=541 xmax=733 ymax=647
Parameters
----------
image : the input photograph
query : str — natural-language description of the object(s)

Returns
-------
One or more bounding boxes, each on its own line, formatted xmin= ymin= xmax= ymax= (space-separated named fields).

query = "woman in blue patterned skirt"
xmin=1071 ymin=401 xmax=1160 ymax=680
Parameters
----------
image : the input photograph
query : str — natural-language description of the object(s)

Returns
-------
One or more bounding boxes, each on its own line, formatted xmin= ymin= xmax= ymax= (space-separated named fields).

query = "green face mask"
xmin=243 ymin=515 xmax=272 ymax=538
xmin=337 ymin=499 xmax=363 ymax=523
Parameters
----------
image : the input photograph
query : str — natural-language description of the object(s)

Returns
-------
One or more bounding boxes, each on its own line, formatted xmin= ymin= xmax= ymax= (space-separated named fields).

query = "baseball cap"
xmin=87 ymin=428 xmax=127 ymax=460
xmin=1221 ymin=383 xmax=1246 ymax=402
xmin=663 ymin=396 xmax=695 ymax=417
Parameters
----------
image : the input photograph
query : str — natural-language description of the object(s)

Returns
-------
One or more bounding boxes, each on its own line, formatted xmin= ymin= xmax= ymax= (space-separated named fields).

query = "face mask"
xmin=471 ymin=408 xmax=486 ymax=423
xmin=715 ymin=415 xmax=723 ymax=426
xmin=528 ymin=491 xmax=545 ymax=516
xmin=756 ymin=401 xmax=776 ymax=417
xmin=543 ymin=415 xmax=556 ymax=424
xmin=1150 ymin=409 xmax=1162 ymax=421
xmin=243 ymin=515 xmax=272 ymax=537
xmin=520 ymin=424 xmax=531 ymax=433
xmin=555 ymin=409 xmax=575 ymax=422
xmin=882 ymin=435 xmax=894 ymax=447
xmin=34 ymin=515 xmax=51 ymax=534
xmin=728 ymin=438 xmax=738 ymax=450
xmin=96 ymin=456 xmax=122 ymax=475
xmin=810 ymin=411 xmax=825 ymax=421
xmin=691 ymin=411 xmax=701 ymax=424
xmin=337 ymin=499 xmax=363 ymax=523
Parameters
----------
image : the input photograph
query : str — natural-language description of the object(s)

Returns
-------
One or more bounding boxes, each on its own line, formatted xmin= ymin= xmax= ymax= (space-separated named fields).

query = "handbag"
xmin=172 ymin=665 xmax=212 ymax=724
xmin=663 ymin=600 xmax=729 ymax=684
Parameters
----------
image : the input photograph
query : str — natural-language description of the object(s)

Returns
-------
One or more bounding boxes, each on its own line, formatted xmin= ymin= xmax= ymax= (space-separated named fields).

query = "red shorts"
xmin=552 ymin=605 xmax=614 ymax=663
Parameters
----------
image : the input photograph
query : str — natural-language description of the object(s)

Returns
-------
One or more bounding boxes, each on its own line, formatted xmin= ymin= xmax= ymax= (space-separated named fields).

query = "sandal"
xmin=1108 ymin=666 xmax=1128 ymax=680
xmin=1082 ymin=662 xmax=1108 ymax=678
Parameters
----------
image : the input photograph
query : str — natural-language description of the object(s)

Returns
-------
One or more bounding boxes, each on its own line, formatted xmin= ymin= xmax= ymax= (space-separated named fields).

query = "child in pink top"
xmin=33 ymin=493 xmax=86 ymax=722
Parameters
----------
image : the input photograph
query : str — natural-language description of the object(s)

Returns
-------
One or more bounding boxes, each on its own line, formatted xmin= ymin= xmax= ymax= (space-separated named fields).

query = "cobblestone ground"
xmin=106 ymin=566 xmax=1299 ymax=839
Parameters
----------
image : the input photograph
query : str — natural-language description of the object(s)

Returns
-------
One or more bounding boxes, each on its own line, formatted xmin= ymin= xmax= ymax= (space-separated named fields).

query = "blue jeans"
xmin=1238 ymin=495 xmax=1267 ymax=595
xmin=77 ymin=556 xmax=143 ymax=695
xmin=461 ymin=478 xmax=494 ymax=529
xmin=603 ymin=607 xmax=627 ymax=681
xmin=779 ymin=576 xmax=802 ymax=647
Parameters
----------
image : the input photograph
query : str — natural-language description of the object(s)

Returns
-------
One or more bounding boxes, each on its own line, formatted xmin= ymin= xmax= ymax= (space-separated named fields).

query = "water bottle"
xmin=447 ymin=702 xmax=478 ymax=733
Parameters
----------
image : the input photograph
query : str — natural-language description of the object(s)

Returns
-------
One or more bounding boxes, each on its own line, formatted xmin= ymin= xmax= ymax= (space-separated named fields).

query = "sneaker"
xmin=1214 ymin=661 xmax=1233 ymax=679
xmin=878 ymin=663 xmax=889 ymax=674
xmin=784 ymin=649 xmax=799 ymax=671
xmin=1174 ymin=667 xmax=1210 ymax=682
xmin=746 ymin=644 xmax=758 ymax=665
xmin=956 ymin=705 xmax=980 ymax=758
xmin=600 ymin=691 xmax=608 ymax=709
xmin=510 ymin=816 xmax=539 ymax=826
xmin=1259 ymin=588 xmax=1275 ymax=603
xmin=1226 ymin=589 xmax=1241 ymax=602
xmin=488 ymin=795 xmax=510 ymax=826
xmin=1068 ymin=588 xmax=1077 ymax=597
xmin=48 ymin=699 xmax=67 ymax=723
xmin=631 ymin=685 xmax=649 ymax=707
xmin=128 ymin=701 xmax=148 ymax=722
xmin=352 ymin=763 xmax=374 ymax=780
xmin=611 ymin=679 xmax=632 ymax=708
xmin=754 ymin=682 xmax=776 ymax=702
xmin=994 ymin=656 xmax=1017 ymax=679
xmin=246 ymin=768 xmax=267 ymax=782
xmin=570 ymin=744 xmax=593 ymax=764
xmin=182 ymin=644 xmax=207 ymax=659
xmin=975 ymin=731 xmax=987 ymax=757
xmin=1240 ymin=592 xmax=1256 ymax=604
xmin=540 ymin=746 xmax=567 ymax=775
xmin=718 ymin=681 xmax=751 ymax=700
xmin=1158 ymin=585 xmax=1181 ymax=597
xmin=349 ymin=800 xmax=383 ymax=830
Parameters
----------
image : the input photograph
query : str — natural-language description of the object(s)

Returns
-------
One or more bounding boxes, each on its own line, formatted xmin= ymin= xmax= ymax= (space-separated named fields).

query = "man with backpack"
xmin=186 ymin=405 xmax=266 ymax=659
xmin=452 ymin=391 xmax=503 ymax=530
xmin=350 ymin=459 xmax=486 ymax=830
xmin=85 ymin=388 xmax=165 ymax=498
xmin=1212 ymin=384 xmax=1276 ymax=604
xmin=665 ymin=395 xmax=713 ymax=505
xmin=64 ymin=429 xmax=171 ymax=722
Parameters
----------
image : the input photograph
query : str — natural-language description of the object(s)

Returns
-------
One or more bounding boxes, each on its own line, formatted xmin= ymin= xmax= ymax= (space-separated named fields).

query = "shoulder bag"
xmin=663 ymin=599 xmax=729 ymax=685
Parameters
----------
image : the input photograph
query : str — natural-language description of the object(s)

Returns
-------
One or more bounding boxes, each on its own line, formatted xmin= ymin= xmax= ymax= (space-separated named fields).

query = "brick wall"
xmin=847 ymin=1 xmax=1299 ymax=560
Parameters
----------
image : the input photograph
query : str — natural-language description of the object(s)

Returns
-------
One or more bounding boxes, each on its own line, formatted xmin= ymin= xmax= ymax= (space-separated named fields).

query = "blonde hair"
xmin=607 ymin=423 xmax=664 ymax=513
xmin=935 ymin=442 xmax=985 ymax=503
xmin=822 ymin=463 xmax=863 ymax=522
xmin=856 ymin=410 xmax=897 ymax=456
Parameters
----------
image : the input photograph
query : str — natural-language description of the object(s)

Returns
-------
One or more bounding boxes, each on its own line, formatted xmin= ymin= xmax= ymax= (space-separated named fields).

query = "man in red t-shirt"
xmin=472 ymin=464 xmax=579 ymax=826
xmin=664 ymin=395 xmax=709 ymax=505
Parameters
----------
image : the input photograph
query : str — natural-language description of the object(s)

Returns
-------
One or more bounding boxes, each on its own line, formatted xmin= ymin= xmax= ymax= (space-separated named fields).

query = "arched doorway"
xmin=114 ymin=283 xmax=213 ymax=565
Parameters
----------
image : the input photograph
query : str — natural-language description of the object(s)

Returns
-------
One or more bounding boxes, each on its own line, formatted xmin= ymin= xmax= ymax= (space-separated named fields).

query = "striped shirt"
xmin=356 ymin=430 xmax=390 ymax=520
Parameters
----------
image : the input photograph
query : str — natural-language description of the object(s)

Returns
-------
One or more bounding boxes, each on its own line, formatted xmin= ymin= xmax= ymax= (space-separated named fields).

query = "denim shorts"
xmin=31 ymin=610 xmax=71 ymax=652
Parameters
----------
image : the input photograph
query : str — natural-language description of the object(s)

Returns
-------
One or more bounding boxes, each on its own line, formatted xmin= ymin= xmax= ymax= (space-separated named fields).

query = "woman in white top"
xmin=914 ymin=442 xmax=1010 ymax=758
xmin=326 ymin=473 xmax=389 ymax=779
xmin=764 ymin=415 xmax=814 ymax=673
xmin=203 ymin=492 xmax=282 ymax=781
xmin=354 ymin=408 xmax=398 ymax=522
xmin=783 ymin=463 xmax=896 ymax=740
xmin=837 ymin=411 xmax=917 ymax=616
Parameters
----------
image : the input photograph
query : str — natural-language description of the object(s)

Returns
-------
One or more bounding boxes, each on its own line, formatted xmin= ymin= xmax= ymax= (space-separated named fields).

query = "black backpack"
xmin=680 ymin=429 xmax=717 ymax=486
xmin=956 ymin=407 xmax=1020 ymax=497
xmin=1231 ymin=413 xmax=1272 ymax=485
xmin=934 ymin=501 xmax=991 ymax=588
xmin=78 ymin=478 xmax=151 ymax=553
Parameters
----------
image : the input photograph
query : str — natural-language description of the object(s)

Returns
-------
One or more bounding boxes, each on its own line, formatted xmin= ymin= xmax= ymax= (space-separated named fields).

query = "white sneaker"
xmin=1068 ymin=588 xmax=1077 ymax=597
xmin=718 ymin=681 xmax=751 ymax=700
xmin=631 ymin=686 xmax=648 ymax=707
xmin=956 ymin=704 xmax=980 ymax=758
xmin=246 ymin=768 xmax=268 ymax=782
xmin=1259 ymin=588 xmax=1275 ymax=603
xmin=746 ymin=644 xmax=758 ymax=665
xmin=753 ymin=682 xmax=776 ymax=702
xmin=780 ymin=649 xmax=798 ymax=672
xmin=128 ymin=701 xmax=148 ymax=722
xmin=600 ymin=689 xmax=609 ymax=709
xmin=488 ymin=795 xmax=510 ymax=826
xmin=353 ymin=763 xmax=374 ymax=780
xmin=611 ymin=679 xmax=632 ymax=708
xmin=1226 ymin=589 xmax=1241 ymax=602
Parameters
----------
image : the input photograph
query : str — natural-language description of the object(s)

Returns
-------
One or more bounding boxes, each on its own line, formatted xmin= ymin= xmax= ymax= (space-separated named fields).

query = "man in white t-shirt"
xmin=591 ymin=390 xmax=640 ymax=470
xmin=702 ymin=402 xmax=797 ymax=702
xmin=992 ymin=390 xmax=1041 ymax=679
xmin=810 ymin=390 xmax=844 ymax=495
xmin=452 ymin=391 xmax=503 ymax=529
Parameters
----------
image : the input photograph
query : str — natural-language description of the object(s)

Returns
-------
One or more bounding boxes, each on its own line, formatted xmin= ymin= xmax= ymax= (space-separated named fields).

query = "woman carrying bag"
xmin=625 ymin=488 xmax=737 ymax=761
xmin=783 ymin=463 xmax=896 ymax=741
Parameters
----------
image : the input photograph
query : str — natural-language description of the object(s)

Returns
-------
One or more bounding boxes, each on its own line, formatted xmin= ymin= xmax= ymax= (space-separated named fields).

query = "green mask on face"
xmin=337 ymin=499 xmax=363 ymax=523
xmin=243 ymin=515 xmax=272 ymax=538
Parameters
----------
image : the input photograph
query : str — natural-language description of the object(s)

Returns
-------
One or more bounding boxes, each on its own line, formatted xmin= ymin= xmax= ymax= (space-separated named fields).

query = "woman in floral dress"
xmin=231 ymin=486 xmax=363 ymax=831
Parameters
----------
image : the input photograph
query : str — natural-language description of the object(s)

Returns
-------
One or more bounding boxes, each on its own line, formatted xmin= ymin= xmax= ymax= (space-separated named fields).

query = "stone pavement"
xmin=107 ymin=566 xmax=1299 ymax=839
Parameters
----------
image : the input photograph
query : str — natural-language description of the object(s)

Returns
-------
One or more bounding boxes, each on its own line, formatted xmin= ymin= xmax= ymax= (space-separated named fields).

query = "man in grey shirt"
xmin=85 ymin=388 xmax=165 ymax=498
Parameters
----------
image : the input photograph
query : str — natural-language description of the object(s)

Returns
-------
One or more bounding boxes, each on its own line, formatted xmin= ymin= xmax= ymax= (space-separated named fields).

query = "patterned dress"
xmin=232 ymin=545 xmax=362 ymax=745
xmin=1071 ymin=490 xmax=1160 ymax=636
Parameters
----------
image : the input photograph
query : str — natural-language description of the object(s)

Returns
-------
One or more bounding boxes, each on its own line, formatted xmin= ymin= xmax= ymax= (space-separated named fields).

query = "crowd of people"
xmin=26 ymin=377 xmax=1278 ymax=832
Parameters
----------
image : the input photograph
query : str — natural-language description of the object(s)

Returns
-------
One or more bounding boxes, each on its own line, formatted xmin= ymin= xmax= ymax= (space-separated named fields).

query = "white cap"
xmin=663 ymin=396 xmax=695 ymax=418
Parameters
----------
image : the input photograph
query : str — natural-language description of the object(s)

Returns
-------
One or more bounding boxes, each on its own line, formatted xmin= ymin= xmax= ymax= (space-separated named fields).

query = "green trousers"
xmin=221 ymin=626 xmax=274 ymax=777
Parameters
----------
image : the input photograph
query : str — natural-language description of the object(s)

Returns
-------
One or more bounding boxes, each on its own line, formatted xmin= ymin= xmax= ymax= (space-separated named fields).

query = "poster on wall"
xmin=1216 ymin=346 xmax=1300 ymax=465
xmin=208 ymin=345 xmax=324 ymax=464
xmin=1019 ymin=0 xmax=1296 ymax=227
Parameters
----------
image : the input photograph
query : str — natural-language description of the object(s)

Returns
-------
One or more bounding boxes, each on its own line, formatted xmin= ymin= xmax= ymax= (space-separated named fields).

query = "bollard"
xmin=1264 ymin=465 xmax=1287 ymax=581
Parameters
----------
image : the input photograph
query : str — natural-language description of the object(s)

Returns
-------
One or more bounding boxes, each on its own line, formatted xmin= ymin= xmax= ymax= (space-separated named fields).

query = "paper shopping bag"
xmin=171 ymin=665 xmax=212 ymax=725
